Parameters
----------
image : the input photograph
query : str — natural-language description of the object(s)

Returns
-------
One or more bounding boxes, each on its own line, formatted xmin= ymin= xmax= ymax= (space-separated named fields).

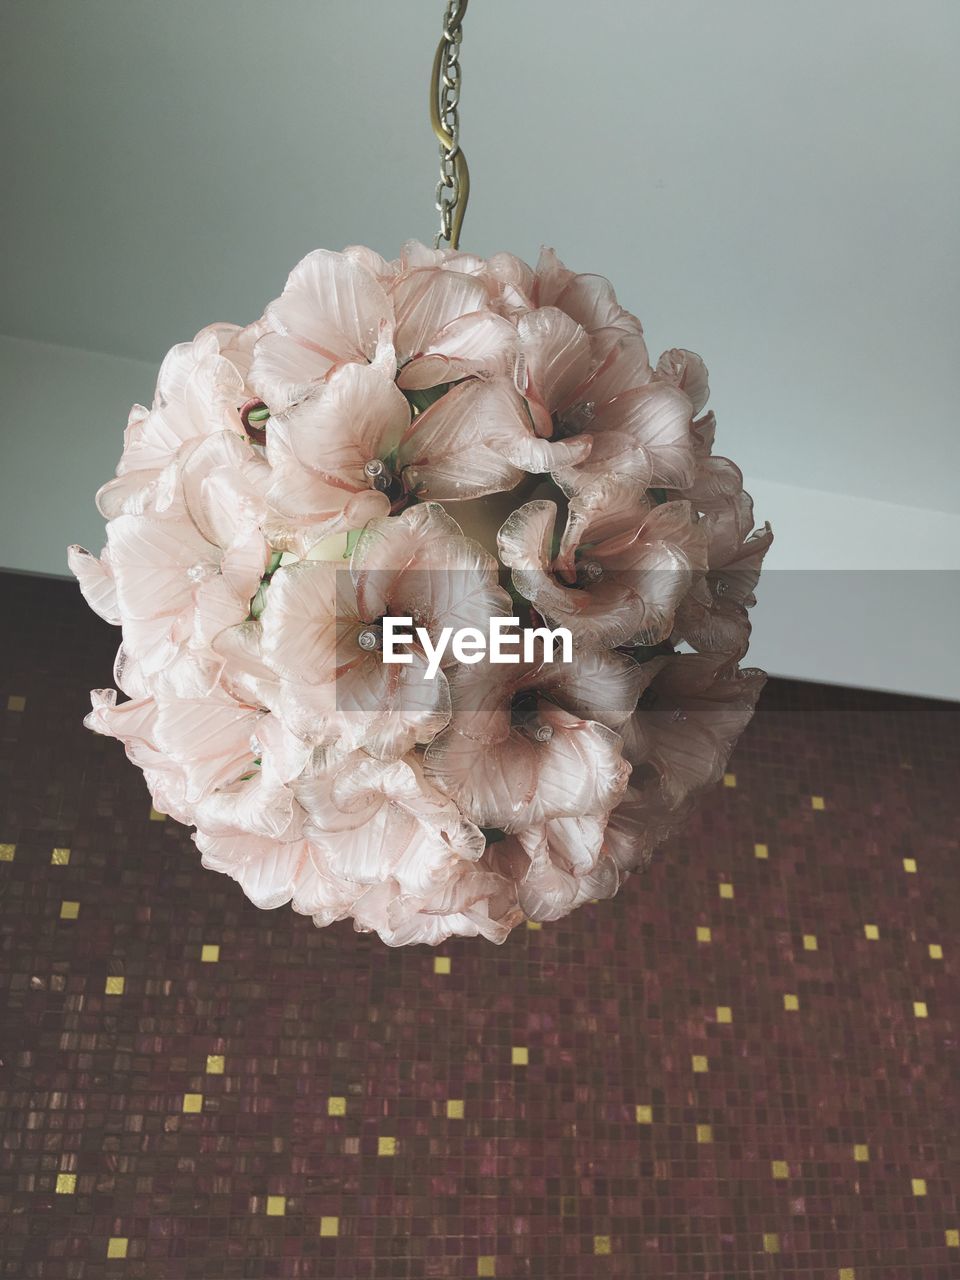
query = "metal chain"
xmin=430 ymin=0 xmax=470 ymax=249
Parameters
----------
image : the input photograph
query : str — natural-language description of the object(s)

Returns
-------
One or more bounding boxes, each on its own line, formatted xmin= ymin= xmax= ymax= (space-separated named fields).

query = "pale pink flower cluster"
xmin=70 ymin=241 xmax=771 ymax=946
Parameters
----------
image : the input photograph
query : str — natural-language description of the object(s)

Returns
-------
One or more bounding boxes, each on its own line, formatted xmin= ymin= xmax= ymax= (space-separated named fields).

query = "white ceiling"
xmin=2 ymin=0 xmax=959 ymax=513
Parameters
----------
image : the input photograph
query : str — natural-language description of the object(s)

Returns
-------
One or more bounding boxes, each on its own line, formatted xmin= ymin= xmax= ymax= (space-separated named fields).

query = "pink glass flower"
xmin=498 ymin=482 xmax=708 ymax=649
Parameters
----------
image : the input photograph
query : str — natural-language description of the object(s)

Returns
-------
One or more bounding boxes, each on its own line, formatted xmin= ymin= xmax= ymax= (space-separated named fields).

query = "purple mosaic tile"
xmin=0 ymin=570 xmax=957 ymax=1278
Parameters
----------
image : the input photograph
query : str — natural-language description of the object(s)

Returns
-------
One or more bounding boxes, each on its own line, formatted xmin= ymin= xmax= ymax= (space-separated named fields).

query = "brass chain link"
xmin=430 ymin=0 xmax=470 ymax=249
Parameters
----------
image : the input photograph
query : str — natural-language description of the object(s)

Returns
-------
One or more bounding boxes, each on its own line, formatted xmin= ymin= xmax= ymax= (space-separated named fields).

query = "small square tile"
xmin=55 ymin=1173 xmax=76 ymax=1194
xmin=60 ymin=901 xmax=80 ymax=920
xmin=929 ymin=943 xmax=943 ymax=959
xmin=266 ymin=1195 xmax=286 ymax=1216
xmin=107 ymin=1238 xmax=128 ymax=1259
xmin=477 ymin=1259 xmax=496 ymax=1278
xmin=811 ymin=795 xmax=825 ymax=810
xmin=716 ymin=1006 xmax=732 ymax=1023
xmin=754 ymin=842 xmax=769 ymax=859
xmin=182 ymin=1093 xmax=203 ymax=1113
xmin=691 ymin=1055 xmax=708 ymax=1073
xmin=327 ymin=1096 xmax=346 ymax=1116
xmin=319 ymin=1216 xmax=339 ymax=1237
xmin=696 ymin=1124 xmax=713 ymax=1144
xmin=378 ymin=1136 xmax=396 ymax=1156
xmin=854 ymin=1144 xmax=870 ymax=1162
xmin=149 ymin=806 xmax=166 ymax=821
xmin=635 ymin=1105 xmax=652 ymax=1124
xmin=945 ymin=1229 xmax=959 ymax=1247
xmin=903 ymin=857 xmax=917 ymax=873
xmin=719 ymin=883 xmax=734 ymax=899
xmin=783 ymin=993 xmax=800 ymax=1011
xmin=446 ymin=1099 xmax=464 ymax=1119
xmin=526 ymin=920 xmax=541 ymax=931
xmin=593 ymin=1236 xmax=612 ymax=1255
xmin=201 ymin=944 xmax=220 ymax=962
xmin=763 ymin=1234 xmax=779 ymax=1254
xmin=434 ymin=956 xmax=451 ymax=974
xmin=914 ymin=1001 xmax=928 ymax=1018
xmin=912 ymin=1178 xmax=927 ymax=1196
xmin=104 ymin=976 xmax=125 ymax=995
xmin=864 ymin=923 xmax=879 ymax=940
xmin=802 ymin=933 xmax=818 ymax=951
xmin=511 ymin=1046 xmax=528 ymax=1066
xmin=51 ymin=846 xmax=71 ymax=866
xmin=723 ymin=773 xmax=736 ymax=788
xmin=772 ymin=1160 xmax=789 ymax=1180
xmin=0 ymin=843 xmax=16 ymax=861
xmin=7 ymin=695 xmax=26 ymax=712
xmin=206 ymin=1055 xmax=224 ymax=1074
xmin=696 ymin=926 xmax=712 ymax=943
xmin=838 ymin=1270 xmax=855 ymax=1280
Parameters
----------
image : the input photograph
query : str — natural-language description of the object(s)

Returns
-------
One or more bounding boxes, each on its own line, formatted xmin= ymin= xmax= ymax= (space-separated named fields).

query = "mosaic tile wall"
xmin=0 ymin=569 xmax=957 ymax=1279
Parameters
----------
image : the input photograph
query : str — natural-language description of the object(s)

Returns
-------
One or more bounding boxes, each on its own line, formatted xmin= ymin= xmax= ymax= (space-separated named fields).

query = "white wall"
xmin=1 ymin=2 xmax=957 ymax=697
xmin=741 ymin=477 xmax=960 ymax=700
xmin=0 ymin=336 xmax=154 ymax=578
xmin=0 ymin=0 xmax=958 ymax=513
xmin=2 ymin=335 xmax=957 ymax=700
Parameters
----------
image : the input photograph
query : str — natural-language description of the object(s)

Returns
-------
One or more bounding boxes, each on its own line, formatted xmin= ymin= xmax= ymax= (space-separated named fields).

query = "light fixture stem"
xmin=430 ymin=0 xmax=470 ymax=249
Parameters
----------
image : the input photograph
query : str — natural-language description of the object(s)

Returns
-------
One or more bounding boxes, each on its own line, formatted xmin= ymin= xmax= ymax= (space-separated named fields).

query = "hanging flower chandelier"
xmin=69 ymin=1 xmax=772 ymax=946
